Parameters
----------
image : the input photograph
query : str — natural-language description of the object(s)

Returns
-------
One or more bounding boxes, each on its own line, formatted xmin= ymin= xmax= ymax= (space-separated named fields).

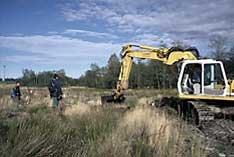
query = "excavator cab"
xmin=178 ymin=59 xmax=228 ymax=97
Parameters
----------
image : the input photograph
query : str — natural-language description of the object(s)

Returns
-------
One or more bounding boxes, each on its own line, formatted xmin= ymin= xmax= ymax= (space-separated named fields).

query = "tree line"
xmin=3 ymin=35 xmax=234 ymax=89
xmin=78 ymin=35 xmax=234 ymax=89
xmin=19 ymin=69 xmax=78 ymax=87
xmin=77 ymin=54 xmax=178 ymax=89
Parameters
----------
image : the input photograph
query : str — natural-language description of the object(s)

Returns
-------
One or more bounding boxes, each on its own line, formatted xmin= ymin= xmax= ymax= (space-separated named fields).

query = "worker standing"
xmin=11 ymin=81 xmax=22 ymax=106
xmin=48 ymin=74 xmax=63 ymax=111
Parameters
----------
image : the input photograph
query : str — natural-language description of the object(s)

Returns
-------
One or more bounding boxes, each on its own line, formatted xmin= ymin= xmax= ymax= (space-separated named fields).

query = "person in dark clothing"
xmin=15 ymin=81 xmax=21 ymax=101
xmin=48 ymin=74 xmax=63 ymax=109
xmin=11 ymin=81 xmax=22 ymax=106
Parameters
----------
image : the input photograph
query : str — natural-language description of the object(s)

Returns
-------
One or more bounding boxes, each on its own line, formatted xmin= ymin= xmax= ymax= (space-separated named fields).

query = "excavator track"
xmin=188 ymin=101 xmax=214 ymax=124
xmin=153 ymin=97 xmax=215 ymax=125
xmin=153 ymin=97 xmax=234 ymax=155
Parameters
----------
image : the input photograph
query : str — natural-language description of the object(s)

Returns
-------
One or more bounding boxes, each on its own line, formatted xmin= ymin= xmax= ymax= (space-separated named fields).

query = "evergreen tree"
xmin=104 ymin=54 xmax=120 ymax=88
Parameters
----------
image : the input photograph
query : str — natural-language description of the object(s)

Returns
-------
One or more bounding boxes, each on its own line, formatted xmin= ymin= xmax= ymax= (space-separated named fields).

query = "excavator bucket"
xmin=101 ymin=94 xmax=125 ymax=105
xmin=101 ymin=95 xmax=115 ymax=104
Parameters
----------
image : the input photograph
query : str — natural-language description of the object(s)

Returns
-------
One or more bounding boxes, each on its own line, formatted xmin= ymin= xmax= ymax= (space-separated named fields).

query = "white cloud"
xmin=61 ymin=2 xmax=118 ymax=22
xmin=0 ymin=35 xmax=121 ymax=65
xmin=48 ymin=31 xmax=59 ymax=35
xmin=2 ymin=55 xmax=55 ymax=65
xmin=63 ymin=29 xmax=118 ymax=39
xmin=0 ymin=35 xmax=121 ymax=57
xmin=61 ymin=0 xmax=234 ymax=41
xmin=132 ymin=33 xmax=172 ymax=46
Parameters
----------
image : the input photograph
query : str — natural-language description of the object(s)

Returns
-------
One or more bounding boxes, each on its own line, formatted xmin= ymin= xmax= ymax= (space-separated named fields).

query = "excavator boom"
xmin=101 ymin=44 xmax=199 ymax=104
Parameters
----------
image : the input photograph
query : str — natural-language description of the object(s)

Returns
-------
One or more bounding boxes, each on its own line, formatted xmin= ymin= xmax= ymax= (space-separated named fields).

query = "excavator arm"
xmin=101 ymin=44 xmax=199 ymax=104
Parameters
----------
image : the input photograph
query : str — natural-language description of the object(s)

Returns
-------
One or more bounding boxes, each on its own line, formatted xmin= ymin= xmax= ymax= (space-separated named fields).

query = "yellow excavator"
xmin=101 ymin=44 xmax=234 ymax=124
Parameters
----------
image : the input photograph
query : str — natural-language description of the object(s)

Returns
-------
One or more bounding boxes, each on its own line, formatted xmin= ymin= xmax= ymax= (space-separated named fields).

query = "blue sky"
xmin=0 ymin=0 xmax=234 ymax=78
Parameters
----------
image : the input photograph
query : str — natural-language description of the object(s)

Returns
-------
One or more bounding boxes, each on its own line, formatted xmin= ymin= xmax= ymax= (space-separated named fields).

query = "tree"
xmin=128 ymin=62 xmax=138 ymax=88
xmin=21 ymin=69 xmax=36 ymax=86
xmin=208 ymin=35 xmax=227 ymax=61
xmin=171 ymin=40 xmax=190 ymax=49
xmin=104 ymin=54 xmax=120 ymax=88
xmin=135 ymin=60 xmax=146 ymax=88
xmin=37 ymin=71 xmax=53 ymax=86
xmin=89 ymin=64 xmax=102 ymax=87
xmin=20 ymin=69 xmax=77 ymax=87
xmin=224 ymin=45 xmax=234 ymax=79
xmin=146 ymin=60 xmax=162 ymax=88
xmin=79 ymin=64 xmax=100 ymax=87
xmin=228 ymin=45 xmax=234 ymax=60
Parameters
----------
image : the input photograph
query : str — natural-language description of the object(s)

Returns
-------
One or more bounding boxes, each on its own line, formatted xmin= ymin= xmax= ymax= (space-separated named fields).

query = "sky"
xmin=0 ymin=0 xmax=234 ymax=78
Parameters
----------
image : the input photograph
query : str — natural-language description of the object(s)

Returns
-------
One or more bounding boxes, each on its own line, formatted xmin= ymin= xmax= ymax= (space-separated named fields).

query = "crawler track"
xmin=200 ymin=120 xmax=234 ymax=155
xmin=153 ymin=97 xmax=234 ymax=155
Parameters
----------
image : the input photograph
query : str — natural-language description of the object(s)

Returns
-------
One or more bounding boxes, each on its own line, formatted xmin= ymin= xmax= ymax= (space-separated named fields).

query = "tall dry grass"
xmin=0 ymin=106 xmax=206 ymax=157
xmin=98 ymin=106 xmax=206 ymax=157
xmin=0 ymin=85 xmax=207 ymax=157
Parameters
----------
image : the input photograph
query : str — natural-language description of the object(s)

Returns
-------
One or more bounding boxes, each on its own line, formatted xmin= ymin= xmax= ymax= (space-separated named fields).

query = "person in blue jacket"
xmin=11 ymin=81 xmax=22 ymax=106
xmin=48 ymin=74 xmax=63 ymax=110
